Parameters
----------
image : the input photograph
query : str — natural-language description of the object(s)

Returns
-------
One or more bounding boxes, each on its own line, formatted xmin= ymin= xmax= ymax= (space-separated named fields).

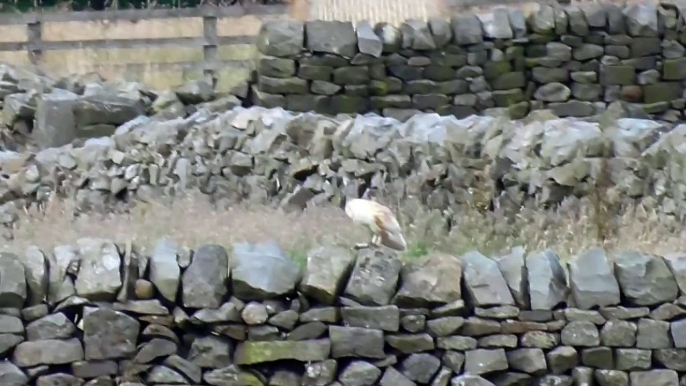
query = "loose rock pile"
xmin=2 ymin=241 xmax=686 ymax=385
xmin=253 ymin=2 xmax=686 ymax=122
xmin=0 ymin=63 xmax=245 ymax=151
xmin=1 ymin=100 xmax=685 ymax=227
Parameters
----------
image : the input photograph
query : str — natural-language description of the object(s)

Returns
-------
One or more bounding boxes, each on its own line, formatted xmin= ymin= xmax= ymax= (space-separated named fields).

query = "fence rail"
xmin=0 ymin=4 xmax=289 ymax=89
xmin=0 ymin=4 xmax=287 ymax=24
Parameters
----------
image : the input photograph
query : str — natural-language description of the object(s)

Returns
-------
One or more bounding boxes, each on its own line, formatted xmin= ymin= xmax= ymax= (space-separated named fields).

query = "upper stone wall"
xmin=252 ymin=2 xmax=686 ymax=122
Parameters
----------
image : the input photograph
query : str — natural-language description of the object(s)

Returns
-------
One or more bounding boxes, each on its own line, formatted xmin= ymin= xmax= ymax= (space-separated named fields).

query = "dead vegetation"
xmin=4 ymin=186 xmax=686 ymax=264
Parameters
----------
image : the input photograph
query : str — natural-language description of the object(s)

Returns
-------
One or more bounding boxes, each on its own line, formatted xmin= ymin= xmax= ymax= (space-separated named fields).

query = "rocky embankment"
xmin=1 ymin=241 xmax=686 ymax=384
xmin=0 ymin=81 xmax=684 ymax=228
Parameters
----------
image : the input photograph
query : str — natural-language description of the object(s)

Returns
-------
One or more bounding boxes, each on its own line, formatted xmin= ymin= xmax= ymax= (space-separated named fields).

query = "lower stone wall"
xmin=2 ymin=239 xmax=686 ymax=385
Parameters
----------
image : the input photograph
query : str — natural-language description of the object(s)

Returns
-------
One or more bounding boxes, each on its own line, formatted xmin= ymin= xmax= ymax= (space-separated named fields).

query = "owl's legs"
xmin=354 ymin=229 xmax=378 ymax=250
xmin=370 ymin=234 xmax=381 ymax=247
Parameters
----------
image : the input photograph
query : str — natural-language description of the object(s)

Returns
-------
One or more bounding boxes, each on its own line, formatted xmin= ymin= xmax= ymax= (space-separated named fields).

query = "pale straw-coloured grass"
xmin=3 ymin=189 xmax=686 ymax=264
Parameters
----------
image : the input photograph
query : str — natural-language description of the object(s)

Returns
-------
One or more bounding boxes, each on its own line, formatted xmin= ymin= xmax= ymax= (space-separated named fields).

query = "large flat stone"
xmin=231 ymin=241 xmax=301 ymax=300
xmin=393 ymin=252 xmax=462 ymax=308
xmin=299 ymin=245 xmax=356 ymax=305
xmin=306 ymin=21 xmax=357 ymax=58
xmin=182 ymin=244 xmax=229 ymax=309
xmin=12 ymin=338 xmax=84 ymax=367
xmin=83 ymin=308 xmax=140 ymax=360
xmin=344 ymin=249 xmax=402 ymax=306
xmin=74 ymin=238 xmax=122 ymax=302
xmin=234 ymin=339 xmax=331 ymax=365
xmin=568 ymin=248 xmax=621 ymax=309
xmin=0 ymin=253 xmax=26 ymax=309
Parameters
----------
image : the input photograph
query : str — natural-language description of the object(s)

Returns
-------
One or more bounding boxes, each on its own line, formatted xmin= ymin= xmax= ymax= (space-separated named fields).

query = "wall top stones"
xmin=258 ymin=2 xmax=670 ymax=58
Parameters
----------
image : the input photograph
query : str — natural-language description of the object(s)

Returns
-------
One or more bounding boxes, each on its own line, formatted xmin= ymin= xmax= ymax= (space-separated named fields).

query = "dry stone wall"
xmin=5 ymin=26 xmax=686 ymax=225
xmin=252 ymin=2 xmax=686 ymax=122
xmin=3 ymin=241 xmax=686 ymax=385
xmin=3 ymin=99 xmax=686 ymax=227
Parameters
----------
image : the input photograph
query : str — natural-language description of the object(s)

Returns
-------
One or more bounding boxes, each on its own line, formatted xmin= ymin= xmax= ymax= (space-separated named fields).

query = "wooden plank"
xmin=0 ymin=35 xmax=256 ymax=52
xmin=85 ymin=59 xmax=254 ymax=72
xmin=0 ymin=4 xmax=288 ymax=25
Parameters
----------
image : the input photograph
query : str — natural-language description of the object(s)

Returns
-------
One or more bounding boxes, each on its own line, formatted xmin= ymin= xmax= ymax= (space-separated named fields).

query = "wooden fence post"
xmin=27 ymin=20 xmax=43 ymax=66
xmin=203 ymin=11 xmax=218 ymax=87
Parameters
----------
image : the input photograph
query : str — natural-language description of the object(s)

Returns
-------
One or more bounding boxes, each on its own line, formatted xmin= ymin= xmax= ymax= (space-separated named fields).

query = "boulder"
xmin=23 ymin=247 xmax=48 ymax=306
xmin=429 ymin=18 xmax=452 ymax=47
xmin=299 ymin=245 xmax=356 ymax=305
xmin=464 ymin=349 xmax=509 ymax=375
xmin=174 ymin=79 xmax=213 ymax=104
xmin=506 ymin=348 xmax=547 ymax=374
xmin=568 ymin=248 xmax=621 ymax=309
xmin=146 ymin=365 xmax=187 ymax=384
xmin=329 ymin=326 xmax=386 ymax=359
xmin=47 ymin=245 xmax=78 ymax=305
xmin=400 ymin=353 xmax=441 ymax=383
xmin=630 ymin=370 xmax=678 ymax=386
xmin=344 ymin=249 xmax=402 ymax=306
xmin=256 ymin=20 xmax=304 ymax=57
xmin=526 ymin=250 xmax=568 ymax=310
xmin=561 ymin=321 xmax=600 ymax=346
xmin=148 ymin=239 xmax=181 ymax=303
xmin=400 ymin=20 xmax=436 ymax=50
xmin=374 ymin=22 xmax=402 ymax=53
xmin=663 ymin=253 xmax=686 ymax=295
xmin=306 ymin=21 xmax=357 ymax=58
xmin=231 ymin=241 xmax=301 ymax=300
xmin=164 ymin=355 xmax=202 ymax=384
xmin=3 ymin=93 xmax=35 ymax=126
xmin=234 ymin=339 xmax=331 ymax=364
xmin=83 ymin=308 xmax=140 ymax=360
xmin=0 ymin=315 xmax=23 ymax=335
xmin=623 ymin=4 xmax=658 ymax=37
xmin=12 ymin=338 xmax=84 ymax=367
xmin=72 ymin=94 xmax=145 ymax=129
xmin=181 ymin=244 xmax=229 ymax=309
xmin=204 ymin=365 xmax=263 ymax=385
xmin=451 ymin=375 xmax=496 ymax=386
xmin=339 ymin=361 xmax=382 ymax=386
xmin=303 ymin=360 xmax=337 ymax=385
xmin=478 ymin=9 xmax=513 ymax=40
xmin=494 ymin=246 xmax=529 ymax=309
xmin=341 ymin=305 xmax=400 ymax=332
xmin=0 ymin=362 xmax=27 ymax=385
xmin=393 ymin=252 xmax=462 ymax=307
xmin=461 ymin=250 xmax=514 ymax=307
xmin=0 ymin=334 xmax=23 ymax=357
xmin=33 ymin=89 xmax=80 ymax=149
xmin=613 ymin=251 xmax=679 ymax=306
xmin=188 ymin=335 xmax=233 ymax=368
xmin=0 ymin=253 xmax=26 ymax=309
xmin=74 ymin=238 xmax=122 ymax=302
xmin=528 ymin=5 xmax=556 ymax=34
xmin=25 ymin=312 xmax=76 ymax=341
xmin=451 ymin=15 xmax=483 ymax=45
xmin=379 ymin=366 xmax=415 ymax=386
xmin=356 ymin=21 xmax=383 ymax=57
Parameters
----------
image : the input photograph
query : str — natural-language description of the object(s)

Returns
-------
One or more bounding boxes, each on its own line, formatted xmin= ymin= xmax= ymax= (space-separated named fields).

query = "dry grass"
xmin=4 ymin=189 xmax=686 ymax=265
